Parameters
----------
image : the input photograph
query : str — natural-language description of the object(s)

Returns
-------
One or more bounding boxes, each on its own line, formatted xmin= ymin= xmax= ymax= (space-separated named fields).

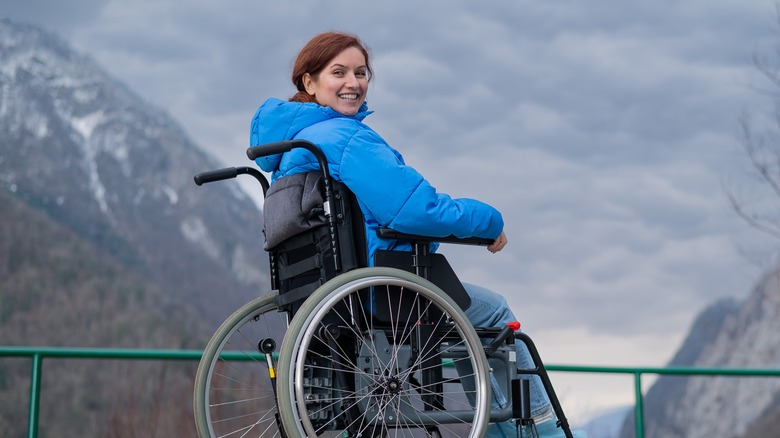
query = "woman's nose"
xmin=344 ymin=73 xmax=359 ymax=88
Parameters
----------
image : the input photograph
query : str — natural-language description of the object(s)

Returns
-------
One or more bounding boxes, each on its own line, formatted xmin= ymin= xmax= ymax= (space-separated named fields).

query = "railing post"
xmin=28 ymin=353 xmax=43 ymax=438
xmin=634 ymin=371 xmax=644 ymax=438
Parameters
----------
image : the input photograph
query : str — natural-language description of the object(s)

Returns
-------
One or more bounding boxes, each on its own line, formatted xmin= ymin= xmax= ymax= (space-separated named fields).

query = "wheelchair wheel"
xmin=277 ymin=267 xmax=491 ymax=437
xmin=193 ymin=293 xmax=288 ymax=438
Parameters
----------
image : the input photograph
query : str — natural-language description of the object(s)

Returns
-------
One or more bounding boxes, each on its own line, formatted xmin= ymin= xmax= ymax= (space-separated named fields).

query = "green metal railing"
xmin=545 ymin=364 xmax=780 ymax=437
xmin=3 ymin=346 xmax=780 ymax=438
xmin=1 ymin=346 xmax=209 ymax=438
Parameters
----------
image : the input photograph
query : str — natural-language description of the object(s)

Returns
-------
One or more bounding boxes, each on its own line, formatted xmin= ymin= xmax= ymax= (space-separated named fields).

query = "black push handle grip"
xmin=247 ymin=140 xmax=330 ymax=180
xmin=193 ymin=166 xmax=270 ymax=195
xmin=246 ymin=141 xmax=295 ymax=161
xmin=193 ymin=167 xmax=239 ymax=186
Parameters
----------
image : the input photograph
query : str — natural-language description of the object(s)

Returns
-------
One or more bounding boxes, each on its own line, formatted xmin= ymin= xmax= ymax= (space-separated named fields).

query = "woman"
xmin=250 ymin=31 xmax=579 ymax=438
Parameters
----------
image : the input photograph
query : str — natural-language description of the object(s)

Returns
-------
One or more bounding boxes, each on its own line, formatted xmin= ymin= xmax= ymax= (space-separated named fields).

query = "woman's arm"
xmin=339 ymin=128 xmax=505 ymax=241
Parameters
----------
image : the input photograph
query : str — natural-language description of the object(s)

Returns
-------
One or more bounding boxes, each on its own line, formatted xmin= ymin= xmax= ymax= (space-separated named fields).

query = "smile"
xmin=339 ymin=94 xmax=359 ymax=100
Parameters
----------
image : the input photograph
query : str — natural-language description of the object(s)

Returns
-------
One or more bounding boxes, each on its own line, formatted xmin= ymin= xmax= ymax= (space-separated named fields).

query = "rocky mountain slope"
xmin=0 ymin=19 xmax=269 ymax=329
xmin=0 ymin=19 xmax=271 ymax=436
xmin=0 ymin=187 xmax=200 ymax=436
xmin=619 ymin=268 xmax=780 ymax=437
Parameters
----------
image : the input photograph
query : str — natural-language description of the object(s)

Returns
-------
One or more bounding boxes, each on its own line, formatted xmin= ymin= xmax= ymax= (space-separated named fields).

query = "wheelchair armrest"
xmin=376 ymin=228 xmax=495 ymax=246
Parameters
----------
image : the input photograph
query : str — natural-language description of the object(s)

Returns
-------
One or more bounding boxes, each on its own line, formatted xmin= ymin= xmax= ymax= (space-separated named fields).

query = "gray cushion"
xmin=263 ymin=172 xmax=326 ymax=250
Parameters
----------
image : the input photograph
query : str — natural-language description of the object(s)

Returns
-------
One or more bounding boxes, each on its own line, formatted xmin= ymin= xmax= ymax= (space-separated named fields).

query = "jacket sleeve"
xmin=339 ymin=129 xmax=504 ymax=240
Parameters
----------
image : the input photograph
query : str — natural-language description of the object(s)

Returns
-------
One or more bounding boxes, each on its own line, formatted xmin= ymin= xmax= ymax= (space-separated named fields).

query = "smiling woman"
xmin=290 ymin=32 xmax=373 ymax=116
xmin=300 ymin=46 xmax=368 ymax=116
xmin=245 ymin=31 xmax=585 ymax=438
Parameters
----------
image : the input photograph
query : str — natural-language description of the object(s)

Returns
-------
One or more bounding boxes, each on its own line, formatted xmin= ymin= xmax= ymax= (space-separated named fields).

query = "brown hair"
xmin=290 ymin=32 xmax=372 ymax=103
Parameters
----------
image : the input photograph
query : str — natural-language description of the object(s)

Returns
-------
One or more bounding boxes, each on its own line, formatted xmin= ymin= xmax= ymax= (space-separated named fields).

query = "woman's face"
xmin=303 ymin=46 xmax=368 ymax=116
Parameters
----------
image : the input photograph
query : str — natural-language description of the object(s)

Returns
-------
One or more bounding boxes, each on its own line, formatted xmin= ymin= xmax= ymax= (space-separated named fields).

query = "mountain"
xmin=581 ymin=406 xmax=631 ymax=438
xmin=618 ymin=268 xmax=780 ymax=437
xmin=0 ymin=186 xmax=199 ymax=436
xmin=0 ymin=18 xmax=268 ymax=328
xmin=0 ymin=19 xmax=270 ymax=436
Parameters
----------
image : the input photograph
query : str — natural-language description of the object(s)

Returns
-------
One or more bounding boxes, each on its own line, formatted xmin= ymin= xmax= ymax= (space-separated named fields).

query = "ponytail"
xmin=289 ymin=90 xmax=316 ymax=103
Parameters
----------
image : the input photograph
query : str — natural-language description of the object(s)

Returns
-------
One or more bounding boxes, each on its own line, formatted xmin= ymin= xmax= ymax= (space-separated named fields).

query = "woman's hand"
xmin=487 ymin=231 xmax=508 ymax=253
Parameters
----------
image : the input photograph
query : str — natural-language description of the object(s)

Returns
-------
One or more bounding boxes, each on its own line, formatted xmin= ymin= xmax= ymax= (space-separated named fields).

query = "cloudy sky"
xmin=4 ymin=0 xmax=780 ymax=422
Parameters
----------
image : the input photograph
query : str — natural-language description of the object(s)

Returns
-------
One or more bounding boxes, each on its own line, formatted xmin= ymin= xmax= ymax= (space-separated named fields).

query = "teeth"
xmin=339 ymin=94 xmax=358 ymax=100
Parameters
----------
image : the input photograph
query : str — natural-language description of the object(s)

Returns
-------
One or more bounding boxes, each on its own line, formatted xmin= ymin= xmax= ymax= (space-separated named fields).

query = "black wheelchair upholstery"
xmin=266 ymin=173 xmax=367 ymax=314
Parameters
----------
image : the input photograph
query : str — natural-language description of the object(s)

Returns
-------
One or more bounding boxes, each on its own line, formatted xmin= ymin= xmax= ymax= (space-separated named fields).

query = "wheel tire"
xmin=194 ymin=294 xmax=287 ymax=437
xmin=277 ymin=267 xmax=491 ymax=437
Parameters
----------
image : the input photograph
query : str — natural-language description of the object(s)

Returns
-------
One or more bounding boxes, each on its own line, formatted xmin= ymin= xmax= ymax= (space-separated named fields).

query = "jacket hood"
xmin=249 ymin=98 xmax=372 ymax=172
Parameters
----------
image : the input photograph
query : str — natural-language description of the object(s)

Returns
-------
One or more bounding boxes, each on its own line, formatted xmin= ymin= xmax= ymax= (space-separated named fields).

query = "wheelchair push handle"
xmin=246 ymin=139 xmax=331 ymax=180
xmin=194 ymin=167 xmax=240 ymax=186
xmin=246 ymin=140 xmax=294 ymax=160
xmin=193 ymin=166 xmax=270 ymax=195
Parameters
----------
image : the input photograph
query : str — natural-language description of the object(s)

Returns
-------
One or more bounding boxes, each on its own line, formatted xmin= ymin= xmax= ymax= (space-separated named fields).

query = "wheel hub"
xmin=385 ymin=377 xmax=401 ymax=395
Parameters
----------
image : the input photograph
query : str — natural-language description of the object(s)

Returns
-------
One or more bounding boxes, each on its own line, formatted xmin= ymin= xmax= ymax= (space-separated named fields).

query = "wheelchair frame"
xmin=192 ymin=139 xmax=573 ymax=438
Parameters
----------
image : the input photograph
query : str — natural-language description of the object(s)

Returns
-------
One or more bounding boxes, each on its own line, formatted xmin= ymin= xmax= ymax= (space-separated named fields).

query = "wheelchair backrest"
xmin=265 ymin=171 xmax=367 ymax=314
xmin=262 ymin=168 xmax=471 ymax=317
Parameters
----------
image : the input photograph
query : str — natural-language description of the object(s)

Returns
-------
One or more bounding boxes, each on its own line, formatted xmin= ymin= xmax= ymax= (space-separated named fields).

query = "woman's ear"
xmin=302 ymin=73 xmax=316 ymax=96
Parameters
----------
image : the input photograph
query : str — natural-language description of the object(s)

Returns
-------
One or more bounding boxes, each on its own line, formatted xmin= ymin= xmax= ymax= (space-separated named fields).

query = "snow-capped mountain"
xmin=0 ymin=18 xmax=269 ymax=328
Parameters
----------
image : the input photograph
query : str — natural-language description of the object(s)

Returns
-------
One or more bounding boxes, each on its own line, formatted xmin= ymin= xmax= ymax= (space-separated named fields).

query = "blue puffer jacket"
xmin=250 ymin=98 xmax=504 ymax=261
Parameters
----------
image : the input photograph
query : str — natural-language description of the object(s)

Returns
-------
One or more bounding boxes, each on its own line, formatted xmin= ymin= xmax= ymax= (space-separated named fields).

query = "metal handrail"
xmin=3 ymin=346 xmax=780 ymax=438
xmin=545 ymin=364 xmax=780 ymax=437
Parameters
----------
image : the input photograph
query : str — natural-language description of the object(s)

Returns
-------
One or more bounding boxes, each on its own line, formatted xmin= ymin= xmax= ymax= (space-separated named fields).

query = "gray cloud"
xmin=1 ymin=0 xmax=108 ymax=30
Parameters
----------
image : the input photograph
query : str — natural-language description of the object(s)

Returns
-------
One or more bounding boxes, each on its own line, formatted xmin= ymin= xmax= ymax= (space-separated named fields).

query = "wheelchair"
xmin=192 ymin=140 xmax=574 ymax=438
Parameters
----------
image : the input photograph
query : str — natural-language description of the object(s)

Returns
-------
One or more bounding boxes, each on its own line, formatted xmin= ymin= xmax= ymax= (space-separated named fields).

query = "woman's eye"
xmin=356 ymin=71 xmax=366 ymax=78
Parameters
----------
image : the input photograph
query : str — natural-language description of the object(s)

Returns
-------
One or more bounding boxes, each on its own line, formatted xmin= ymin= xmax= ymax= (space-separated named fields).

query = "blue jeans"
xmin=461 ymin=283 xmax=552 ymax=437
